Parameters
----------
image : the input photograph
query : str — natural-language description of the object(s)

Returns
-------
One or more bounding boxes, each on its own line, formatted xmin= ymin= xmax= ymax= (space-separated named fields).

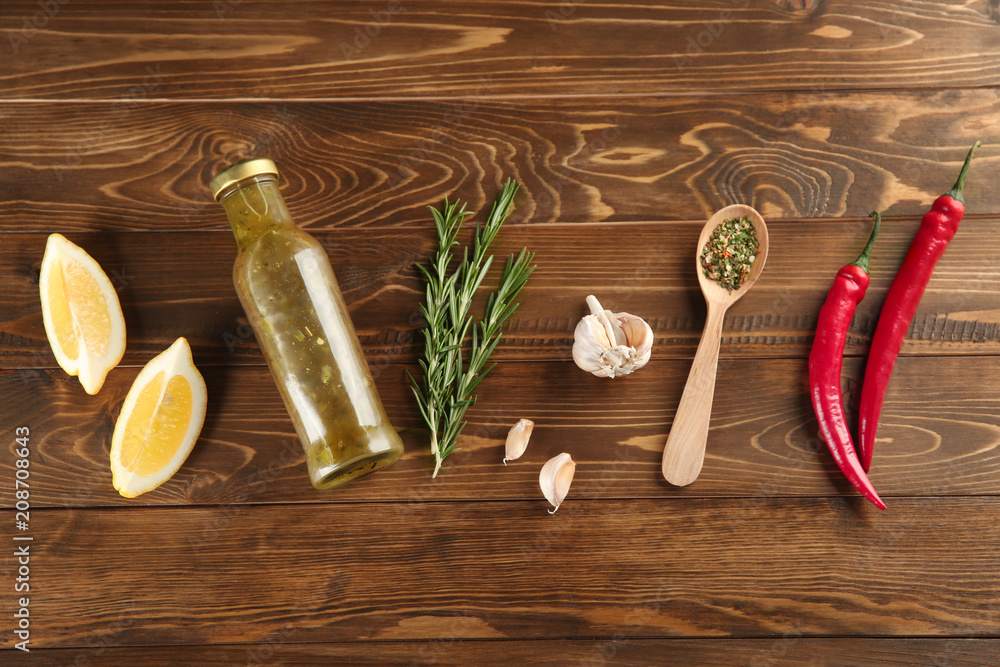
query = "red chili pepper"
xmin=809 ymin=213 xmax=886 ymax=509
xmin=857 ymin=141 xmax=980 ymax=472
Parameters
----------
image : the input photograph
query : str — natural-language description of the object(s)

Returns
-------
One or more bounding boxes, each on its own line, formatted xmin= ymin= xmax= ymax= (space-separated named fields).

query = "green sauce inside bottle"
xmin=213 ymin=159 xmax=402 ymax=489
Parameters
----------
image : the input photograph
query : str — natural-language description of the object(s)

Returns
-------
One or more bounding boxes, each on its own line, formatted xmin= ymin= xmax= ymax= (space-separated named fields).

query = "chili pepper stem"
xmin=857 ymin=140 xmax=980 ymax=474
xmin=946 ymin=141 xmax=981 ymax=204
xmin=850 ymin=212 xmax=881 ymax=274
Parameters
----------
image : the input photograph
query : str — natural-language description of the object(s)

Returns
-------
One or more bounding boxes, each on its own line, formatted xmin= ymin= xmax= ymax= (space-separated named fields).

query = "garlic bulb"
xmin=503 ymin=419 xmax=534 ymax=465
xmin=572 ymin=295 xmax=653 ymax=378
xmin=539 ymin=452 xmax=576 ymax=514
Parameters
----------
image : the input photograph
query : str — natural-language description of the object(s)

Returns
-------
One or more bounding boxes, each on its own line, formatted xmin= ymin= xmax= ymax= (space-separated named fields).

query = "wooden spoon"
xmin=662 ymin=204 xmax=769 ymax=487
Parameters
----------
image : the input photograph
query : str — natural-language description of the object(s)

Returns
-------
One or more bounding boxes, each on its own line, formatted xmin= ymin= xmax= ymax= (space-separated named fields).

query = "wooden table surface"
xmin=3 ymin=1 xmax=1000 ymax=664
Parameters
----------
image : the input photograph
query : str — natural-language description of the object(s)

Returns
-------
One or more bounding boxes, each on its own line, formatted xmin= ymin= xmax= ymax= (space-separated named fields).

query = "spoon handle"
xmin=662 ymin=300 xmax=727 ymax=486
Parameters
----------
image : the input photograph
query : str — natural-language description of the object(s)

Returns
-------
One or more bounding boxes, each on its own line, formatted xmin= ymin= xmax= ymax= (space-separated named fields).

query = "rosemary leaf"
xmin=409 ymin=180 xmax=536 ymax=478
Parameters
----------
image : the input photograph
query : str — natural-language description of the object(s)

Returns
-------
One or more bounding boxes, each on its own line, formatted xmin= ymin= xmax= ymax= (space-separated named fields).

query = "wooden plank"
xmin=4 ymin=638 xmax=1000 ymax=666
xmin=3 ymin=498 xmax=1000 ymax=649
xmin=0 ymin=93 xmax=995 ymax=229
xmin=5 ymin=353 xmax=1000 ymax=507
xmin=4 ymin=217 xmax=1000 ymax=369
xmin=2 ymin=2 xmax=1000 ymax=100
xmin=4 ymin=0 xmax=996 ymax=660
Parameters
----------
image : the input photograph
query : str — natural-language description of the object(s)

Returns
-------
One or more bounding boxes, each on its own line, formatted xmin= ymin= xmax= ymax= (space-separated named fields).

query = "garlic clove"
xmin=539 ymin=452 xmax=576 ymax=514
xmin=572 ymin=295 xmax=653 ymax=378
xmin=503 ymin=418 xmax=534 ymax=465
xmin=572 ymin=317 xmax=612 ymax=376
xmin=617 ymin=313 xmax=653 ymax=367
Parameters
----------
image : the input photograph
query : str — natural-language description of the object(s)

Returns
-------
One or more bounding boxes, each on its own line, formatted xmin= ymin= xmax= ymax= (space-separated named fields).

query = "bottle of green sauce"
xmin=210 ymin=158 xmax=403 ymax=489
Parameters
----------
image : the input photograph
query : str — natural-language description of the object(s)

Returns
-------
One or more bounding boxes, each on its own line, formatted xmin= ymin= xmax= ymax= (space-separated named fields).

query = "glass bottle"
xmin=210 ymin=158 xmax=403 ymax=490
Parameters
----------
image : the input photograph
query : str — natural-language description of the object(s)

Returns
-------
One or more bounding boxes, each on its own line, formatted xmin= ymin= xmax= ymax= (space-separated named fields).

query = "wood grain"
xmin=5 ymin=639 xmax=1000 ymax=667
xmin=2 ymin=1 xmax=1000 ymax=100
xmin=3 ymin=499 xmax=1000 ymax=650
xmin=5 ymin=354 xmax=1000 ymax=508
xmin=3 ymin=0 xmax=1000 ymax=661
xmin=0 ymin=93 xmax=996 ymax=229
xmin=5 ymin=217 xmax=1000 ymax=370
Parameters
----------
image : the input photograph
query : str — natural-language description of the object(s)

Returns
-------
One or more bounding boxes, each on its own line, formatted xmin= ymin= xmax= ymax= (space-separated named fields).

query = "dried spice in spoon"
xmin=662 ymin=204 xmax=768 ymax=487
xmin=700 ymin=215 xmax=759 ymax=292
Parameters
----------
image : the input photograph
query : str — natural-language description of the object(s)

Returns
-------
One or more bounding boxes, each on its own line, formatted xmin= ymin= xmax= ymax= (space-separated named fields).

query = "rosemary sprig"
xmin=410 ymin=179 xmax=535 ymax=478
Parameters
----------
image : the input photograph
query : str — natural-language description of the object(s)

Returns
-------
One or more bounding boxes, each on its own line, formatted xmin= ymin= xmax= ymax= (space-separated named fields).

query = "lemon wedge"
xmin=110 ymin=337 xmax=207 ymax=498
xmin=39 ymin=233 xmax=127 ymax=394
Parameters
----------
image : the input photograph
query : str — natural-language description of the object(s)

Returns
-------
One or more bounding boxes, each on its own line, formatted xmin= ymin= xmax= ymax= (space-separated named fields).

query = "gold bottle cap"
xmin=209 ymin=158 xmax=279 ymax=200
